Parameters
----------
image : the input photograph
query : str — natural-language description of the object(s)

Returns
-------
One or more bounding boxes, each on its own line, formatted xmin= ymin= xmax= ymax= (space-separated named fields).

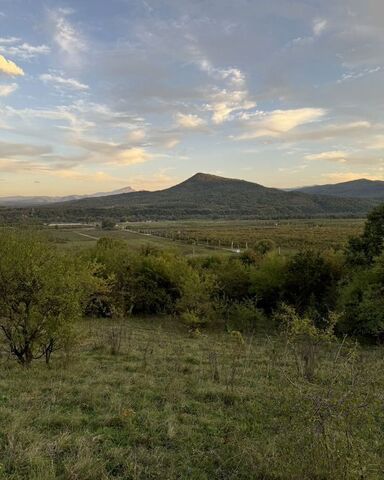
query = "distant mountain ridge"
xmin=0 ymin=186 xmax=135 ymax=206
xmin=293 ymin=179 xmax=384 ymax=199
xmin=29 ymin=172 xmax=380 ymax=222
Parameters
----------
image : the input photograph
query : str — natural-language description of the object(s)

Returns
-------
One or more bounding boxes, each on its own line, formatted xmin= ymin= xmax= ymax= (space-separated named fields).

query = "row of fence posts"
xmin=125 ymin=227 xmax=281 ymax=255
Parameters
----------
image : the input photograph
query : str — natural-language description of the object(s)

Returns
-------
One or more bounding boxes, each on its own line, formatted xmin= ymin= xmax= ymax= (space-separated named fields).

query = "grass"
xmin=40 ymin=217 xmax=365 ymax=256
xmin=43 ymin=227 xmax=232 ymax=256
xmin=0 ymin=317 xmax=383 ymax=479
xmin=127 ymin=218 xmax=365 ymax=253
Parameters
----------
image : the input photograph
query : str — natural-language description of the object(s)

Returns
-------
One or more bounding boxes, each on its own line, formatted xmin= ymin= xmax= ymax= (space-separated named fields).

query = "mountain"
xmin=29 ymin=173 xmax=379 ymax=222
xmin=0 ymin=186 xmax=135 ymax=207
xmin=293 ymin=179 xmax=384 ymax=199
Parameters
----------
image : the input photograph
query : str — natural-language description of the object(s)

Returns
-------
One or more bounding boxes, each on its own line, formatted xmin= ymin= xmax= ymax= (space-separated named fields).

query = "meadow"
xmin=42 ymin=218 xmax=365 ymax=254
xmin=0 ymin=317 xmax=383 ymax=480
xmin=0 ymin=211 xmax=383 ymax=480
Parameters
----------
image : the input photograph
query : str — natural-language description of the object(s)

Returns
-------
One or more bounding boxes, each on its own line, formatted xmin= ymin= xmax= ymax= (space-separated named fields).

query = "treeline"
xmin=0 ymin=205 xmax=383 ymax=365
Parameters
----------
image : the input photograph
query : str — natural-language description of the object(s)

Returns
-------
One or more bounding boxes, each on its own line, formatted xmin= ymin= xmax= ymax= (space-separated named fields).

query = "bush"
xmin=224 ymin=299 xmax=267 ymax=333
xmin=339 ymin=254 xmax=384 ymax=340
xmin=0 ymin=231 xmax=96 ymax=365
xmin=250 ymin=252 xmax=287 ymax=313
xmin=283 ymin=250 xmax=341 ymax=321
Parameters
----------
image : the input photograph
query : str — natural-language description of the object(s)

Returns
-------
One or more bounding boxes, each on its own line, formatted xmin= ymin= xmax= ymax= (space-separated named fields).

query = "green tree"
xmin=339 ymin=253 xmax=384 ymax=340
xmin=101 ymin=218 xmax=116 ymax=230
xmin=283 ymin=250 xmax=341 ymax=320
xmin=346 ymin=204 xmax=384 ymax=265
xmin=0 ymin=231 xmax=95 ymax=365
xmin=250 ymin=252 xmax=287 ymax=313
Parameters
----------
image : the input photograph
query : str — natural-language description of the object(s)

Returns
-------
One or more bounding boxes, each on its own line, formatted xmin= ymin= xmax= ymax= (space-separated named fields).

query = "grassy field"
xmin=0 ymin=317 xmax=382 ymax=479
xmin=41 ymin=218 xmax=365 ymax=255
xmin=43 ymin=227 xmax=229 ymax=256
xmin=121 ymin=218 xmax=365 ymax=253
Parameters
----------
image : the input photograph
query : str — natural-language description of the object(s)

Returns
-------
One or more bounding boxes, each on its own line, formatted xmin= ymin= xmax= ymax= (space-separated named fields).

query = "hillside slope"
xmin=294 ymin=179 xmax=384 ymax=199
xmin=29 ymin=173 xmax=379 ymax=221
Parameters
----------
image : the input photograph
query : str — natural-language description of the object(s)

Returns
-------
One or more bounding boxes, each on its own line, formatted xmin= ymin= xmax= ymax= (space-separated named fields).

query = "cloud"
xmin=236 ymin=107 xmax=326 ymax=139
xmin=176 ymin=112 xmax=206 ymax=129
xmin=40 ymin=73 xmax=89 ymax=91
xmin=368 ymin=135 xmax=384 ymax=150
xmin=0 ymin=55 xmax=24 ymax=76
xmin=127 ymin=129 xmax=146 ymax=143
xmin=207 ymin=88 xmax=256 ymax=124
xmin=115 ymin=147 xmax=152 ymax=165
xmin=75 ymin=137 xmax=153 ymax=166
xmin=288 ymin=121 xmax=372 ymax=142
xmin=0 ymin=42 xmax=50 ymax=60
xmin=337 ymin=67 xmax=381 ymax=84
xmin=48 ymin=8 xmax=86 ymax=62
xmin=0 ymin=37 xmax=20 ymax=45
xmin=0 ymin=83 xmax=17 ymax=96
xmin=0 ymin=141 xmax=52 ymax=158
xmin=305 ymin=150 xmax=348 ymax=163
xmin=313 ymin=18 xmax=327 ymax=37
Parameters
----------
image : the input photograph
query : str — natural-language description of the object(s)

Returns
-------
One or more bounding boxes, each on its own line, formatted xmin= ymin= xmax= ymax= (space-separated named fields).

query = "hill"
xmin=0 ymin=186 xmax=135 ymax=207
xmin=26 ymin=173 xmax=379 ymax=222
xmin=293 ymin=179 xmax=384 ymax=199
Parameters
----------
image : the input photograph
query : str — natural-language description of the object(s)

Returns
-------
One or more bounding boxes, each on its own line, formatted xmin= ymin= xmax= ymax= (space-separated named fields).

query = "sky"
xmin=0 ymin=0 xmax=383 ymax=196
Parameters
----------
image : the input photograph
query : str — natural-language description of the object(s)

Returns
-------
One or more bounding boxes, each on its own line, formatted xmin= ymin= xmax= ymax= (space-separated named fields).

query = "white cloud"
xmin=127 ymin=129 xmax=146 ymax=142
xmin=305 ymin=150 xmax=348 ymax=163
xmin=163 ymin=138 xmax=180 ymax=149
xmin=49 ymin=8 xmax=86 ymax=62
xmin=0 ymin=42 xmax=50 ymax=60
xmin=0 ymin=55 xmax=24 ymax=76
xmin=114 ymin=147 xmax=152 ymax=165
xmin=0 ymin=83 xmax=17 ymax=96
xmin=338 ymin=67 xmax=381 ymax=83
xmin=176 ymin=112 xmax=206 ymax=129
xmin=368 ymin=135 xmax=384 ymax=150
xmin=40 ymin=73 xmax=89 ymax=91
xmin=207 ymin=88 xmax=256 ymax=124
xmin=236 ymin=108 xmax=326 ymax=140
xmin=75 ymin=137 xmax=153 ymax=166
xmin=313 ymin=18 xmax=328 ymax=37
xmin=0 ymin=37 xmax=20 ymax=45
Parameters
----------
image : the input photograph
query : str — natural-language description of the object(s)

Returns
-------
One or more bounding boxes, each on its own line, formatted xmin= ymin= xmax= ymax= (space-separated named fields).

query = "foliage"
xmin=101 ymin=218 xmax=116 ymax=230
xmin=339 ymin=253 xmax=384 ymax=340
xmin=283 ymin=249 xmax=343 ymax=321
xmin=223 ymin=299 xmax=267 ymax=333
xmin=250 ymin=252 xmax=287 ymax=312
xmin=346 ymin=204 xmax=384 ymax=265
xmin=0 ymin=231 xmax=96 ymax=365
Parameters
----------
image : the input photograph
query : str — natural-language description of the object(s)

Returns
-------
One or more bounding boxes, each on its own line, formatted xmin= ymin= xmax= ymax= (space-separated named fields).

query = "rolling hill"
xmin=293 ymin=179 xmax=384 ymax=199
xmin=27 ymin=173 xmax=380 ymax=222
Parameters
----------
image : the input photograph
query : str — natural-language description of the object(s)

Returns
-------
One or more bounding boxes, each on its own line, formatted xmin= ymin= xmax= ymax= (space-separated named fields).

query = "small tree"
xmin=346 ymin=204 xmax=384 ymax=265
xmin=0 ymin=231 xmax=95 ymax=366
xmin=101 ymin=218 xmax=116 ymax=230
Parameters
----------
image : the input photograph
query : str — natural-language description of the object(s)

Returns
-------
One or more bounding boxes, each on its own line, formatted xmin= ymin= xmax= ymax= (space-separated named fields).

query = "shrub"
xmin=224 ymin=299 xmax=267 ymax=333
xmin=0 ymin=231 xmax=96 ymax=365
xmin=339 ymin=253 xmax=384 ymax=340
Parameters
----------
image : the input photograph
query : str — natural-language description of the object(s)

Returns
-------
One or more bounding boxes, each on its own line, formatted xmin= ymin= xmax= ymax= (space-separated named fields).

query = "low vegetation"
xmin=0 ymin=204 xmax=383 ymax=478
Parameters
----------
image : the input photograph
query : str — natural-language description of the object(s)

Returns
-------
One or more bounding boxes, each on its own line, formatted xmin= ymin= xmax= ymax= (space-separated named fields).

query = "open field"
xmin=39 ymin=218 xmax=365 ymax=255
xmin=120 ymin=218 xmax=365 ymax=253
xmin=43 ymin=227 xmax=230 ymax=256
xmin=0 ymin=317 xmax=382 ymax=479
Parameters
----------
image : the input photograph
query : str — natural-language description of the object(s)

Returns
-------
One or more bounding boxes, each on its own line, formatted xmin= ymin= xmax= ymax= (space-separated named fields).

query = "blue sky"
xmin=0 ymin=0 xmax=383 ymax=195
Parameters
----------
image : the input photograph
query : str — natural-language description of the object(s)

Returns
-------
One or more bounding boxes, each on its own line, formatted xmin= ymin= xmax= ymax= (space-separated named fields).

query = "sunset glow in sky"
xmin=0 ymin=0 xmax=383 ymax=195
